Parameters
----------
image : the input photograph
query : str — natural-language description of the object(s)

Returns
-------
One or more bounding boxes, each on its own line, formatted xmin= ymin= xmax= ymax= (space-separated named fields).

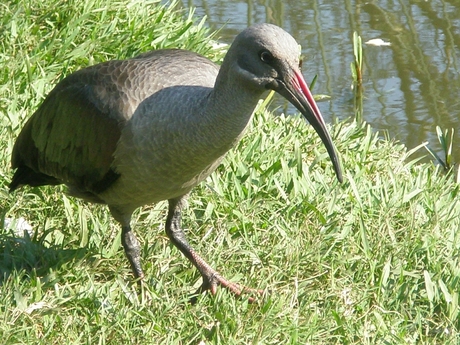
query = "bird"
xmin=9 ymin=23 xmax=343 ymax=300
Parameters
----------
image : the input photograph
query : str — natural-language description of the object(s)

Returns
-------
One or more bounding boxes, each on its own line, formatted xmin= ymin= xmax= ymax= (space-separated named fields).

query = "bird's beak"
xmin=274 ymin=70 xmax=343 ymax=183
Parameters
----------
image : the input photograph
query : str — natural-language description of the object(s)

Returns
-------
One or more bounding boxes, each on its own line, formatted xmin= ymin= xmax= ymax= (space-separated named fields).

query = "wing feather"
xmin=11 ymin=64 xmax=125 ymax=193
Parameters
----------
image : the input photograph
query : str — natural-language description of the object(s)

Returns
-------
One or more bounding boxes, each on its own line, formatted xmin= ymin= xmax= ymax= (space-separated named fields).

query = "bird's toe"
xmin=196 ymin=271 xmax=262 ymax=303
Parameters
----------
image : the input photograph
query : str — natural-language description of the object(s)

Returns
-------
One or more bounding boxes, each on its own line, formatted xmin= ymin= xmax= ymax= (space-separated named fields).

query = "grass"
xmin=425 ymin=126 xmax=458 ymax=180
xmin=1 ymin=0 xmax=459 ymax=344
xmin=350 ymin=31 xmax=363 ymax=124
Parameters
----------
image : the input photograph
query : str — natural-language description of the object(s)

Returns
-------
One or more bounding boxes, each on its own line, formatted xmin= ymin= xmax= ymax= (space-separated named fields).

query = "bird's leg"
xmin=166 ymin=197 xmax=260 ymax=301
xmin=121 ymin=225 xmax=144 ymax=279
xmin=109 ymin=206 xmax=144 ymax=279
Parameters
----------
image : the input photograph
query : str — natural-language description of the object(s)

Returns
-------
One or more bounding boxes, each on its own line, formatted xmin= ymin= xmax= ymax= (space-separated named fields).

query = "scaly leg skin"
xmin=121 ymin=225 xmax=144 ymax=279
xmin=166 ymin=197 xmax=262 ymax=303
xmin=110 ymin=206 xmax=145 ymax=280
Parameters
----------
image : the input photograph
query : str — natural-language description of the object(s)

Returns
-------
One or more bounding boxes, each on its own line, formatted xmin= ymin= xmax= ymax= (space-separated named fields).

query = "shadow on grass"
xmin=0 ymin=230 xmax=88 ymax=284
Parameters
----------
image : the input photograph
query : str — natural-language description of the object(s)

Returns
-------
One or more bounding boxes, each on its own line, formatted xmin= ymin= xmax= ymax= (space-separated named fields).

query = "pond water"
xmin=176 ymin=0 xmax=460 ymax=163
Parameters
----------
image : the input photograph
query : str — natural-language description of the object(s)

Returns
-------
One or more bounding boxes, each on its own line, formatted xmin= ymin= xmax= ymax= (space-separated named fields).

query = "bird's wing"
xmin=11 ymin=61 xmax=133 ymax=193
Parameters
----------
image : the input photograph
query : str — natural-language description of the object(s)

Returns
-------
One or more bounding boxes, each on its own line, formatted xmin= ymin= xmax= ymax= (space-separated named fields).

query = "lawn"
xmin=1 ymin=1 xmax=459 ymax=344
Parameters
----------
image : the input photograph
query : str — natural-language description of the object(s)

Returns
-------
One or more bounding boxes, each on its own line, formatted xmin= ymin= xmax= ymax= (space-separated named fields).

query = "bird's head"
xmin=224 ymin=23 xmax=343 ymax=183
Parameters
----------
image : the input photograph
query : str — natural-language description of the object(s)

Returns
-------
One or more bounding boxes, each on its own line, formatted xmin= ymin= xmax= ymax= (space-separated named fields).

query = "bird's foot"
xmin=187 ymin=248 xmax=263 ymax=303
xmin=191 ymin=270 xmax=263 ymax=304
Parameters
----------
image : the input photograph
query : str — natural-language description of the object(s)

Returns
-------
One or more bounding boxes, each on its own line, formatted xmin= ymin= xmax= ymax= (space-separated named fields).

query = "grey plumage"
xmin=10 ymin=24 xmax=342 ymax=300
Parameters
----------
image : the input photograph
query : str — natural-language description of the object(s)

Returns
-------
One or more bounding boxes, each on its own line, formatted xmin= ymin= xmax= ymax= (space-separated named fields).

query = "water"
xmin=176 ymin=0 xmax=460 ymax=163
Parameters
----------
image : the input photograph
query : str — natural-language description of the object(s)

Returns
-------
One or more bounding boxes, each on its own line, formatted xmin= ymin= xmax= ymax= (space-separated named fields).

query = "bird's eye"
xmin=259 ymin=50 xmax=274 ymax=63
xmin=299 ymin=58 xmax=303 ymax=70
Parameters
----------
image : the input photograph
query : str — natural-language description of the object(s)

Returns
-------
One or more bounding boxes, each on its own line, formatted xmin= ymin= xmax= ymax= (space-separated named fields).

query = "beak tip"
xmin=337 ymin=173 xmax=344 ymax=183
xmin=333 ymin=160 xmax=343 ymax=183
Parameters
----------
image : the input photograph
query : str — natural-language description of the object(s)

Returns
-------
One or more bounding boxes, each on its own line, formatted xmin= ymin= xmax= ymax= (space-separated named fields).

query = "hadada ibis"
xmin=10 ymin=23 xmax=343 ymax=300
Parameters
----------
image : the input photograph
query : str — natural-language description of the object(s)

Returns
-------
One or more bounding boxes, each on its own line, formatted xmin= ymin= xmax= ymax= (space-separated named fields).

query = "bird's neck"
xmin=202 ymin=68 xmax=264 ymax=151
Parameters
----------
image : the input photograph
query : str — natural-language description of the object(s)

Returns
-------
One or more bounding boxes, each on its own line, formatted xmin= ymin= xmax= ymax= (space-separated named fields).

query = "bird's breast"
xmin=98 ymin=87 xmax=244 ymax=209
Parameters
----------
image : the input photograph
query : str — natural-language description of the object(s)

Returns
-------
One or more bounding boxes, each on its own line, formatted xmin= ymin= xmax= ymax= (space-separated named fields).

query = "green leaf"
xmin=424 ymin=270 xmax=435 ymax=302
